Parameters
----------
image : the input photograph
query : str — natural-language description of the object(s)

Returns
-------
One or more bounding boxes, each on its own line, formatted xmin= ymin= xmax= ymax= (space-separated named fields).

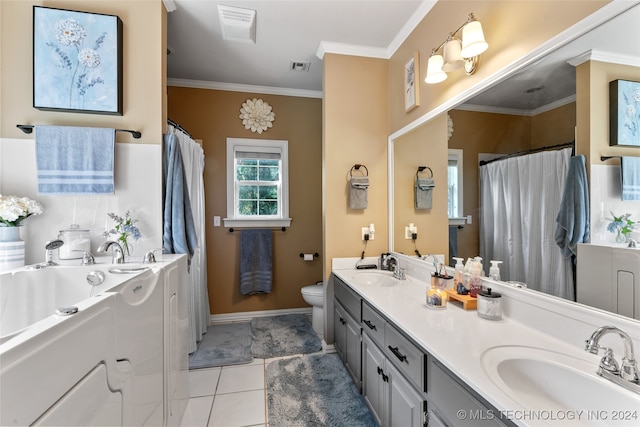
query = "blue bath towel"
xmin=35 ymin=125 xmax=115 ymax=194
xmin=240 ymin=229 xmax=273 ymax=295
xmin=555 ymin=155 xmax=590 ymax=257
xmin=621 ymin=157 xmax=640 ymax=201
xmin=163 ymin=134 xmax=198 ymax=261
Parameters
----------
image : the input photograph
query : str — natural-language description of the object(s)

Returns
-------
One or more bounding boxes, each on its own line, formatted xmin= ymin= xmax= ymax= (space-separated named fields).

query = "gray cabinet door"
xmin=388 ymin=362 xmax=424 ymax=427
xmin=344 ymin=307 xmax=362 ymax=389
xmin=362 ymin=333 xmax=386 ymax=426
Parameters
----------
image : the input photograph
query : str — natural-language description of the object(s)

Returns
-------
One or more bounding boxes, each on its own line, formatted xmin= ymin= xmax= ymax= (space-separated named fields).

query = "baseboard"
xmin=210 ymin=307 xmax=312 ymax=324
xmin=322 ymin=341 xmax=336 ymax=354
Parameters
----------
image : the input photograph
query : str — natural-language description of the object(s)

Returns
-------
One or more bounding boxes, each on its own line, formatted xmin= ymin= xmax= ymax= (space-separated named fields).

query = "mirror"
xmin=391 ymin=4 xmax=640 ymax=311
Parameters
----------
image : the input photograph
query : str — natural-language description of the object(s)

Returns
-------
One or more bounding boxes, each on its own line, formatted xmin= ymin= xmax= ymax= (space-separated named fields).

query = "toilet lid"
xmin=301 ymin=285 xmax=324 ymax=296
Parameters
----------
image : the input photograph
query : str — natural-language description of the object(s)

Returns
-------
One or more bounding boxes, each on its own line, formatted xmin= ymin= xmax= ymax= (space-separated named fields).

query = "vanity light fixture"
xmin=425 ymin=13 xmax=488 ymax=84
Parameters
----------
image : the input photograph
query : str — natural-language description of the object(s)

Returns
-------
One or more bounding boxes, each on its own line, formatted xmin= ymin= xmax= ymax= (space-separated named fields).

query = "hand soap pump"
xmin=489 ymin=260 xmax=502 ymax=281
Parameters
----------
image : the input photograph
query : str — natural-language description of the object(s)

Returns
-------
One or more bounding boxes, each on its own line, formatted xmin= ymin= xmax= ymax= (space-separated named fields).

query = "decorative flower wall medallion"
xmin=239 ymin=98 xmax=275 ymax=134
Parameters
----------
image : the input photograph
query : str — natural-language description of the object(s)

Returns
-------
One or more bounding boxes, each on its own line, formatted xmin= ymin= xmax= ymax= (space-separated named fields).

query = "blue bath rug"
xmin=267 ymin=354 xmax=376 ymax=427
xmin=189 ymin=322 xmax=253 ymax=369
xmin=250 ymin=313 xmax=322 ymax=358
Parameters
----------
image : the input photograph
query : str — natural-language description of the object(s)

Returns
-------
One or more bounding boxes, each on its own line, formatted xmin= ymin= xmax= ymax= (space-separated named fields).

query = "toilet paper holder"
xmin=300 ymin=252 xmax=319 ymax=261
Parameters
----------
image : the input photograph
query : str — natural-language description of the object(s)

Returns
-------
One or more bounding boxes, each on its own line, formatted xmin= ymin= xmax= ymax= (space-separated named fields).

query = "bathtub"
xmin=0 ymin=255 xmax=189 ymax=427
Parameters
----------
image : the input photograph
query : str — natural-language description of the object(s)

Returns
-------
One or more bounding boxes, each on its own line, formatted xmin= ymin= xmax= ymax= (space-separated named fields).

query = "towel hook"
xmin=416 ymin=166 xmax=433 ymax=179
xmin=350 ymin=164 xmax=368 ymax=177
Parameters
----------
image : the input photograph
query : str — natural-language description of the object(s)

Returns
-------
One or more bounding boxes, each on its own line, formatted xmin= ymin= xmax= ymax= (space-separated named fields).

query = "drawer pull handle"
xmin=339 ymin=317 xmax=346 ymax=325
xmin=377 ymin=366 xmax=383 ymax=376
xmin=388 ymin=345 xmax=407 ymax=362
xmin=382 ymin=373 xmax=389 ymax=383
xmin=363 ymin=319 xmax=377 ymax=330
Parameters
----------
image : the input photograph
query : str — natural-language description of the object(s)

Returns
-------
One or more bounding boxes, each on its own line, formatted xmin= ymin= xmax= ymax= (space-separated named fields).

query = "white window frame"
xmin=448 ymin=148 xmax=465 ymax=225
xmin=224 ymin=138 xmax=291 ymax=228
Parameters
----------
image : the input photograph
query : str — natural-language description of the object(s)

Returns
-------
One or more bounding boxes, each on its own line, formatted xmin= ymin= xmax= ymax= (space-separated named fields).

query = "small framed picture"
xmin=610 ymin=79 xmax=640 ymax=146
xmin=33 ymin=6 xmax=123 ymax=115
xmin=404 ymin=52 xmax=420 ymax=112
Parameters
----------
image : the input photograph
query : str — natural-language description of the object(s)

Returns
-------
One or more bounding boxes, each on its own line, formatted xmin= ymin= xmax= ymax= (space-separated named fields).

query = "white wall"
xmin=590 ymin=164 xmax=640 ymax=246
xmin=0 ymin=138 xmax=162 ymax=265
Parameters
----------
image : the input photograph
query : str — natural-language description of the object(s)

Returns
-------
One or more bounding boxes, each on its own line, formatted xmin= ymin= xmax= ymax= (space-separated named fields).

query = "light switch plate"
xmin=213 ymin=216 xmax=221 ymax=227
xmin=467 ymin=215 xmax=472 ymax=224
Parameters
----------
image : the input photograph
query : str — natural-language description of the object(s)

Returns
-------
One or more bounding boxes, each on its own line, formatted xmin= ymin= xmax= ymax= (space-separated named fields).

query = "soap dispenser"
xmin=489 ymin=260 xmax=503 ymax=281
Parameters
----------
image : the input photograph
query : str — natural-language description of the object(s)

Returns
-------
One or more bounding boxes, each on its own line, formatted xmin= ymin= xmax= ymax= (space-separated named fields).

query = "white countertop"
xmin=332 ymin=255 xmax=640 ymax=427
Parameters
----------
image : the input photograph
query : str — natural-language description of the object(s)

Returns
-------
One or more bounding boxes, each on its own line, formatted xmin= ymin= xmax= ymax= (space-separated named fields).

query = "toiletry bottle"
xmin=469 ymin=259 xmax=482 ymax=298
xmin=452 ymin=257 xmax=464 ymax=287
xmin=489 ymin=260 xmax=502 ymax=281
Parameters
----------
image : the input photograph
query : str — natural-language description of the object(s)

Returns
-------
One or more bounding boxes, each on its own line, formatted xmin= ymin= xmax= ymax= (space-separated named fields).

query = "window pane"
xmin=239 ymin=200 xmax=257 ymax=215
xmin=260 ymin=159 xmax=279 ymax=166
xmin=259 ymin=165 xmax=279 ymax=181
xmin=239 ymin=185 xmax=258 ymax=199
xmin=259 ymin=185 xmax=278 ymax=200
xmin=237 ymin=165 xmax=257 ymax=181
xmin=259 ymin=201 xmax=278 ymax=215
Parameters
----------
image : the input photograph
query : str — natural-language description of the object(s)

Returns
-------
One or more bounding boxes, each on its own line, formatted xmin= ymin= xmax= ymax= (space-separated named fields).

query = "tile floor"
xmin=180 ymin=352 xmax=323 ymax=427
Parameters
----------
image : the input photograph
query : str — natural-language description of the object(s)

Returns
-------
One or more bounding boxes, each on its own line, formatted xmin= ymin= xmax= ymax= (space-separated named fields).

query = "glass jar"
xmin=58 ymin=224 xmax=91 ymax=259
xmin=477 ymin=288 xmax=502 ymax=320
xmin=426 ymin=286 xmax=448 ymax=309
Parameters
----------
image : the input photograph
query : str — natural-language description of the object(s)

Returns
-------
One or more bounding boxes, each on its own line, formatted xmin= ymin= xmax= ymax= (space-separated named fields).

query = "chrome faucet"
xmin=42 ymin=239 xmax=64 ymax=266
xmin=97 ymin=241 xmax=125 ymax=264
xmin=585 ymin=326 xmax=640 ymax=394
xmin=386 ymin=255 xmax=406 ymax=280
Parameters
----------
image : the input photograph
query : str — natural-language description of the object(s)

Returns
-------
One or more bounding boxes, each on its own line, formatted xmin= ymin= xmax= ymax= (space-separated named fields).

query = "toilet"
xmin=301 ymin=282 xmax=325 ymax=337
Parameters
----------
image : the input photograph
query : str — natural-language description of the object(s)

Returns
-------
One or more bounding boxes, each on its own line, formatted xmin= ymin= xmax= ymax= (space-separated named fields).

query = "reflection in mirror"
xmin=392 ymin=3 xmax=640 ymax=319
xmin=447 ymin=149 xmax=463 ymax=220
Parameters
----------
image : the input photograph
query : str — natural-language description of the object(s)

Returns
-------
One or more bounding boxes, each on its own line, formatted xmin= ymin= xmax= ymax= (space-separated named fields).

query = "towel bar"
xmin=601 ymin=155 xmax=622 ymax=161
xmin=17 ymin=124 xmax=142 ymax=139
xmin=229 ymin=227 xmax=286 ymax=232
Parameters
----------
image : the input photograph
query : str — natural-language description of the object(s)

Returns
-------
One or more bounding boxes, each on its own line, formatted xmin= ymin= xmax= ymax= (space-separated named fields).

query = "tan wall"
xmin=323 ymin=54 xmax=390 ymax=280
xmin=167 ymin=87 xmax=323 ymax=315
xmin=531 ymin=103 xmax=577 ymax=149
xmin=389 ymin=0 xmax=608 ymax=134
xmin=393 ymin=114 xmax=448 ymax=259
xmin=578 ymin=61 xmax=640 ymax=167
xmin=0 ymin=0 xmax=165 ymax=144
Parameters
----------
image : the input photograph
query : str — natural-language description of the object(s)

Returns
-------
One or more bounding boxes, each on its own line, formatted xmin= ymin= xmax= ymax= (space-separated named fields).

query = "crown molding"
xmin=167 ymin=78 xmax=323 ymax=99
xmin=455 ymin=95 xmax=576 ymax=117
xmin=568 ymin=49 xmax=640 ymax=67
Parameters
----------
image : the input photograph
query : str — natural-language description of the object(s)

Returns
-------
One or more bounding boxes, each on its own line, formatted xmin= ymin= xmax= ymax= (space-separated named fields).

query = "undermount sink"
xmin=350 ymin=270 xmax=406 ymax=287
xmin=481 ymin=345 xmax=640 ymax=425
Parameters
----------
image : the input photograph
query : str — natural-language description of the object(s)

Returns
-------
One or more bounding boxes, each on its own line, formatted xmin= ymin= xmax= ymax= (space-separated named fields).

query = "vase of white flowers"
xmin=0 ymin=195 xmax=43 ymax=271
xmin=103 ymin=211 xmax=141 ymax=256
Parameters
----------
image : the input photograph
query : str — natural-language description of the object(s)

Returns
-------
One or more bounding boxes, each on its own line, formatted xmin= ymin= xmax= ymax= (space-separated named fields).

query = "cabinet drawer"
xmin=334 ymin=275 xmax=361 ymax=321
xmin=362 ymin=302 xmax=385 ymax=348
xmin=384 ymin=323 xmax=424 ymax=390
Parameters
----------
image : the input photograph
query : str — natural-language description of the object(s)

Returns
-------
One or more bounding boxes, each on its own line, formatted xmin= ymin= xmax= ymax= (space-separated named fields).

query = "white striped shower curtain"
xmin=479 ymin=147 xmax=574 ymax=300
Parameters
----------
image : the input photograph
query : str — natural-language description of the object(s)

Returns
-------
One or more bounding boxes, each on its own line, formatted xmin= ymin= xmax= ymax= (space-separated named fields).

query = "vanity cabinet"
xmin=427 ymin=357 xmax=511 ymax=427
xmin=362 ymin=301 xmax=425 ymax=427
xmin=333 ymin=275 xmax=362 ymax=390
xmin=362 ymin=333 xmax=425 ymax=427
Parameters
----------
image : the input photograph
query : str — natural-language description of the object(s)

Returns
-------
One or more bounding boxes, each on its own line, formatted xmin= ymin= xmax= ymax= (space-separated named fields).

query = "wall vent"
xmin=217 ymin=5 xmax=256 ymax=44
xmin=290 ymin=61 xmax=311 ymax=72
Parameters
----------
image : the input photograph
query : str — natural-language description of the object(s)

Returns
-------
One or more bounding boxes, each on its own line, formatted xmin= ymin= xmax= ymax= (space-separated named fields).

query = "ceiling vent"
xmin=290 ymin=60 xmax=311 ymax=72
xmin=217 ymin=5 xmax=256 ymax=44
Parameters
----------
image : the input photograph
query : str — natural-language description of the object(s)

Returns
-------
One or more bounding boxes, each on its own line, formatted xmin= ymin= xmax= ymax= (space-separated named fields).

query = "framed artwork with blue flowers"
xmin=610 ymin=79 xmax=640 ymax=147
xmin=33 ymin=6 xmax=123 ymax=115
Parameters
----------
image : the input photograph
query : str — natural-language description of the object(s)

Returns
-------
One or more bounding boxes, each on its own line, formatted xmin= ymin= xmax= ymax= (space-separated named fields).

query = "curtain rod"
xmin=17 ymin=124 xmax=141 ymax=139
xmin=229 ymin=227 xmax=286 ymax=233
xmin=479 ymin=141 xmax=574 ymax=166
xmin=167 ymin=118 xmax=194 ymax=139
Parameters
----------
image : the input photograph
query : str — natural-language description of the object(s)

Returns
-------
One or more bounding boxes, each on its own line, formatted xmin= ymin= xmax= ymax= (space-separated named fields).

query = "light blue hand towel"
xmin=555 ymin=155 xmax=590 ymax=257
xmin=35 ymin=125 xmax=115 ymax=194
xmin=621 ymin=157 xmax=640 ymax=201
xmin=240 ymin=229 xmax=273 ymax=295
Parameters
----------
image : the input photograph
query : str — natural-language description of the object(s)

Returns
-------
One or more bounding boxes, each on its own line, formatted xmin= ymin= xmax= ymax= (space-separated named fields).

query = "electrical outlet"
xmin=362 ymin=227 xmax=373 ymax=240
xmin=405 ymin=225 xmax=418 ymax=239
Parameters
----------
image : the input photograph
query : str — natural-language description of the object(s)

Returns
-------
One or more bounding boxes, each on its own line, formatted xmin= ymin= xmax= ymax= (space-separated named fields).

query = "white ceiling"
xmin=166 ymin=0 xmax=429 ymax=96
xmin=166 ymin=1 xmax=640 ymax=110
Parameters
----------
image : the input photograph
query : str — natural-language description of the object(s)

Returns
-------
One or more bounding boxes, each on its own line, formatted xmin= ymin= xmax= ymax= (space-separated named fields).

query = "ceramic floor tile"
xmin=217 ymin=363 xmax=265 ymax=394
xmin=189 ymin=368 xmax=221 ymax=397
xmin=179 ymin=396 xmax=214 ymax=427
xmin=208 ymin=389 xmax=266 ymax=427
